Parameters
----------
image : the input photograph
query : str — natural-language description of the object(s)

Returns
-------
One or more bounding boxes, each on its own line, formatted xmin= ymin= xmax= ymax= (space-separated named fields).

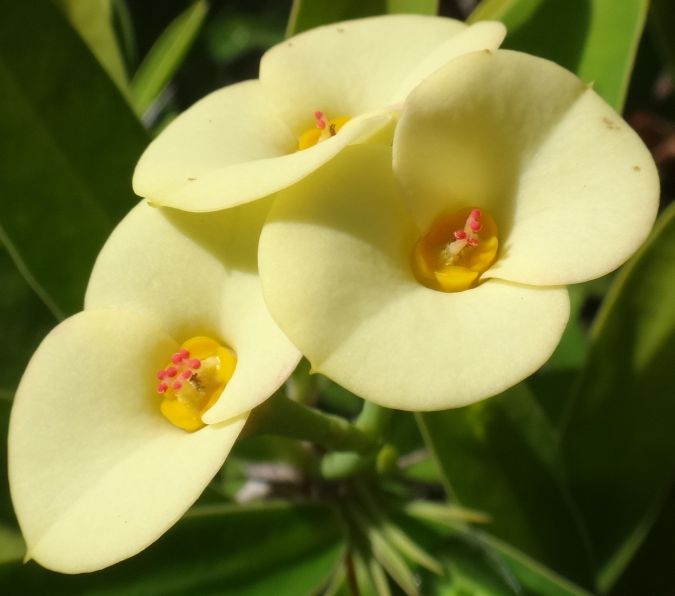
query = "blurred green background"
xmin=1 ymin=0 xmax=675 ymax=594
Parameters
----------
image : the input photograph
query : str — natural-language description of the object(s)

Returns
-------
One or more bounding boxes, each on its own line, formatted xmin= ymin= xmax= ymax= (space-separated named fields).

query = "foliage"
xmin=0 ymin=0 xmax=673 ymax=594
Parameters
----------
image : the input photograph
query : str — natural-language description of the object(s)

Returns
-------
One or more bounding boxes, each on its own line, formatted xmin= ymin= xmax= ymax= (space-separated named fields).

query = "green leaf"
xmin=286 ymin=0 xmax=438 ymax=37
xmin=0 ymin=0 xmax=148 ymax=318
xmin=469 ymin=0 xmax=649 ymax=111
xmin=609 ymin=481 xmax=675 ymax=596
xmin=205 ymin=10 xmax=284 ymax=64
xmin=476 ymin=532 xmax=594 ymax=596
xmin=417 ymin=384 xmax=593 ymax=585
xmin=386 ymin=0 xmax=438 ymax=15
xmin=400 ymin=512 xmax=592 ymax=596
xmin=55 ymin=0 xmax=128 ymax=90
xmin=0 ymin=502 xmax=345 ymax=595
xmin=0 ymin=246 xmax=56 ymax=393
xmin=130 ymin=0 xmax=209 ymax=118
xmin=649 ymin=0 xmax=675 ymax=79
xmin=559 ymin=203 xmax=675 ymax=593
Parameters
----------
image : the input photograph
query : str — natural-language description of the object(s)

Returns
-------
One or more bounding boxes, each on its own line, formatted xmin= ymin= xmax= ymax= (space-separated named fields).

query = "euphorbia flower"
xmin=132 ymin=15 xmax=506 ymax=212
xmin=9 ymin=200 xmax=300 ymax=572
xmin=258 ymin=49 xmax=659 ymax=410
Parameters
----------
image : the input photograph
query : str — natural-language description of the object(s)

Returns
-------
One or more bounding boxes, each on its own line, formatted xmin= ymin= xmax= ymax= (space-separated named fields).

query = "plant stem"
xmin=321 ymin=401 xmax=393 ymax=479
xmin=243 ymin=392 xmax=376 ymax=453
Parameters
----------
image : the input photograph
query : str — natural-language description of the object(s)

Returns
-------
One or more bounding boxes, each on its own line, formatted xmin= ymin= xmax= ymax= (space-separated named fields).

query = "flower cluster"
xmin=9 ymin=15 xmax=658 ymax=573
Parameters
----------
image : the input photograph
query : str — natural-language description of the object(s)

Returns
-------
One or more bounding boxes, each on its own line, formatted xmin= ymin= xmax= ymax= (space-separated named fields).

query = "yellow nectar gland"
xmin=155 ymin=336 xmax=237 ymax=432
xmin=412 ymin=208 xmax=499 ymax=293
xmin=297 ymin=111 xmax=350 ymax=150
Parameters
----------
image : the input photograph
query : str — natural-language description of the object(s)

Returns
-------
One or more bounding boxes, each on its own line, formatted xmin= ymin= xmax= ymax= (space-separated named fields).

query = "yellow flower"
xmin=8 ymin=200 xmax=300 ymax=572
xmin=258 ymin=50 xmax=659 ymax=410
xmin=133 ymin=15 xmax=505 ymax=212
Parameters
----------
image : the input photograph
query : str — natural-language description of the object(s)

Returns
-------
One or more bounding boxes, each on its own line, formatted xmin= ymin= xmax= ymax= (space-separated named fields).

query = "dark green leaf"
xmin=0 ymin=0 xmax=148 ymax=317
xmin=286 ymin=0 xmax=438 ymax=37
xmin=609 ymin=480 xmax=675 ymax=596
xmin=400 ymin=513 xmax=591 ymax=596
xmin=418 ymin=384 xmax=593 ymax=585
xmin=560 ymin=203 xmax=675 ymax=592
xmin=469 ymin=0 xmax=648 ymax=111
xmin=0 ymin=502 xmax=344 ymax=595
xmin=130 ymin=0 xmax=209 ymax=118
xmin=649 ymin=0 xmax=675 ymax=79
xmin=56 ymin=0 xmax=128 ymax=90
xmin=0 ymin=246 xmax=56 ymax=393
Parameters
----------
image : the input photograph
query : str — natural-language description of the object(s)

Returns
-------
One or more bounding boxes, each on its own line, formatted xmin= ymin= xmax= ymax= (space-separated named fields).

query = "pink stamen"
xmin=467 ymin=237 xmax=479 ymax=247
xmin=156 ymin=382 xmax=168 ymax=394
xmin=454 ymin=230 xmax=467 ymax=240
xmin=470 ymin=209 xmax=481 ymax=220
xmin=314 ymin=111 xmax=327 ymax=130
xmin=172 ymin=381 xmax=183 ymax=391
xmin=180 ymin=370 xmax=193 ymax=380
xmin=189 ymin=359 xmax=201 ymax=370
xmin=179 ymin=348 xmax=190 ymax=359
xmin=166 ymin=366 xmax=177 ymax=378
xmin=170 ymin=353 xmax=183 ymax=364
xmin=469 ymin=220 xmax=482 ymax=232
xmin=156 ymin=369 xmax=167 ymax=380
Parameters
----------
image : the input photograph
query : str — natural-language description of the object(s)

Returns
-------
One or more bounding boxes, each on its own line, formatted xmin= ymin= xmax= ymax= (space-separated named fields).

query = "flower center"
xmin=155 ymin=336 xmax=237 ymax=432
xmin=412 ymin=208 xmax=499 ymax=293
xmin=297 ymin=111 xmax=350 ymax=150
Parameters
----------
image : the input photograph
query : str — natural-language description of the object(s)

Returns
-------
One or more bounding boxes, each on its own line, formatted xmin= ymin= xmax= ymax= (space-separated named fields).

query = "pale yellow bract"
xmin=132 ymin=15 xmax=506 ymax=212
xmin=8 ymin=201 xmax=300 ymax=573
xmin=258 ymin=49 xmax=660 ymax=411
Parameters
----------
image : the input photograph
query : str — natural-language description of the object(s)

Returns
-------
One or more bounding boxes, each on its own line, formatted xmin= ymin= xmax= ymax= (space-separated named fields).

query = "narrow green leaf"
xmin=130 ymin=1 xmax=209 ymax=118
xmin=56 ymin=0 xmax=128 ymax=90
xmin=286 ymin=0 xmax=437 ymax=37
xmin=402 ymin=513 xmax=592 ymax=596
xmin=609 ymin=482 xmax=675 ymax=596
xmin=469 ymin=0 xmax=648 ymax=111
xmin=0 ymin=525 xmax=24 ymax=567
xmin=0 ymin=502 xmax=344 ymax=595
xmin=478 ymin=533 xmax=594 ymax=596
xmin=0 ymin=0 xmax=148 ymax=317
xmin=560 ymin=203 xmax=675 ymax=592
xmin=417 ymin=384 xmax=593 ymax=585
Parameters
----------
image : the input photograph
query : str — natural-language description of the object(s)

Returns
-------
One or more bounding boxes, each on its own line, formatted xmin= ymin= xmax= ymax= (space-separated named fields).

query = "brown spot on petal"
xmin=603 ymin=117 xmax=620 ymax=130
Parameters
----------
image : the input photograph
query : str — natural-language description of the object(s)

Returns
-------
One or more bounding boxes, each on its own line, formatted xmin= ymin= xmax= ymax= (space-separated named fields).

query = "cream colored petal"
xmin=390 ymin=21 xmax=506 ymax=103
xmin=259 ymin=145 xmax=570 ymax=410
xmin=133 ymin=78 xmax=392 ymax=211
xmin=9 ymin=309 xmax=247 ymax=573
xmin=394 ymin=49 xmax=660 ymax=286
xmin=85 ymin=202 xmax=300 ymax=423
xmin=260 ymin=15 xmax=466 ymax=132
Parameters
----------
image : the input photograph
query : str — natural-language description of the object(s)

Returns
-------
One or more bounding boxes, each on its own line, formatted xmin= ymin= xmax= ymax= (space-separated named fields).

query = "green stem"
xmin=355 ymin=401 xmax=392 ymax=439
xmin=321 ymin=401 xmax=393 ymax=479
xmin=243 ymin=392 xmax=375 ymax=453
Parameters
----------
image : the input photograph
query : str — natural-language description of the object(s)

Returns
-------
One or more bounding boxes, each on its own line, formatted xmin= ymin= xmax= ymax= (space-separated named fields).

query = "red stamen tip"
xmin=454 ymin=230 xmax=467 ymax=240
xmin=156 ymin=369 xmax=167 ymax=380
xmin=467 ymin=237 xmax=479 ymax=247
xmin=470 ymin=209 xmax=481 ymax=220
xmin=170 ymin=353 xmax=183 ymax=364
xmin=180 ymin=370 xmax=193 ymax=380
xmin=166 ymin=366 xmax=177 ymax=378
xmin=157 ymin=382 xmax=168 ymax=394
xmin=189 ymin=359 xmax=201 ymax=370
xmin=469 ymin=220 xmax=482 ymax=232
xmin=179 ymin=348 xmax=190 ymax=359
xmin=172 ymin=381 xmax=183 ymax=391
xmin=314 ymin=111 xmax=327 ymax=129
